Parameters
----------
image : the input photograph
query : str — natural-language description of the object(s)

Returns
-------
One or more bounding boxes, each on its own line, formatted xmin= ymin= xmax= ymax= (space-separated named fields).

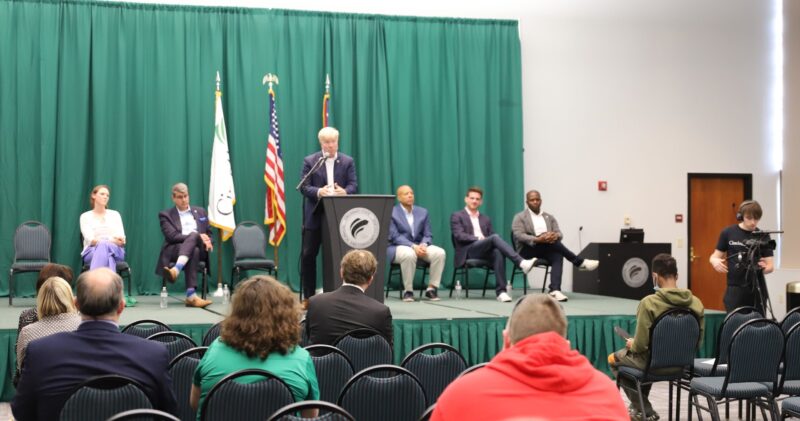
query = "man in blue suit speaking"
xmin=387 ymin=185 xmax=446 ymax=302
xmin=299 ymin=127 xmax=358 ymax=306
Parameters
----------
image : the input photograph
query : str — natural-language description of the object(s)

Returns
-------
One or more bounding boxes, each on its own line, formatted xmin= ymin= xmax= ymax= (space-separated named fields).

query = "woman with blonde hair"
xmin=16 ymin=277 xmax=81 ymax=374
xmin=191 ymin=276 xmax=319 ymax=418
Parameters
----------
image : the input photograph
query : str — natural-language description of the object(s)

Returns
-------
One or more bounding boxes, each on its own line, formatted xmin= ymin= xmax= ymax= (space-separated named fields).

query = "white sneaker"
xmin=549 ymin=290 xmax=568 ymax=302
xmin=496 ymin=292 xmax=512 ymax=302
xmin=519 ymin=258 xmax=538 ymax=274
xmin=579 ymin=259 xmax=599 ymax=271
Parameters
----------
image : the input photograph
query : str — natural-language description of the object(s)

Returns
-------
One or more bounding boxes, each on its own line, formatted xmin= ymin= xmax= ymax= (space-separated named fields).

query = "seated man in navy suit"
xmin=157 ymin=183 xmax=213 ymax=308
xmin=388 ymin=185 xmax=446 ymax=302
xmin=12 ymin=268 xmax=177 ymax=421
xmin=451 ymin=186 xmax=537 ymax=302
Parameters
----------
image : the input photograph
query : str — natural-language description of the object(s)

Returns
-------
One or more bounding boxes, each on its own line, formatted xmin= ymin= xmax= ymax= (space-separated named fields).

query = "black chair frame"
xmin=106 ymin=408 xmax=181 ymax=421
xmin=616 ymin=308 xmax=701 ymax=421
xmin=230 ymin=221 xmax=277 ymax=289
xmin=8 ymin=220 xmax=52 ymax=305
xmin=168 ymin=346 xmax=208 ymax=369
xmin=386 ymin=260 xmax=430 ymax=299
xmin=509 ymin=230 xmax=551 ymax=294
xmin=267 ymin=400 xmax=356 ymax=421
xmin=120 ymin=319 xmax=172 ymax=338
xmin=448 ymin=235 xmax=493 ymax=298
xmin=690 ymin=319 xmax=784 ymax=421
xmin=336 ymin=364 xmax=428 ymax=409
xmin=200 ymin=368 xmax=294 ymax=421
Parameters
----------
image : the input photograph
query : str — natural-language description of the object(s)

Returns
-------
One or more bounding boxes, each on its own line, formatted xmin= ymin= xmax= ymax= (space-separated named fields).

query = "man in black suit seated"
xmin=305 ymin=249 xmax=393 ymax=346
xmin=12 ymin=268 xmax=178 ymax=421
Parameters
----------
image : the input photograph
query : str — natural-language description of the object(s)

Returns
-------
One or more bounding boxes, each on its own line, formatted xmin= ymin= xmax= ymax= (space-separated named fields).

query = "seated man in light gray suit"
xmin=387 ymin=185 xmax=446 ymax=302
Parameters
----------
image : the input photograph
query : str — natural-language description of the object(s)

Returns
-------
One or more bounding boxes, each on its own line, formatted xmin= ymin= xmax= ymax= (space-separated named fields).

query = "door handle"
xmin=690 ymin=247 xmax=698 ymax=263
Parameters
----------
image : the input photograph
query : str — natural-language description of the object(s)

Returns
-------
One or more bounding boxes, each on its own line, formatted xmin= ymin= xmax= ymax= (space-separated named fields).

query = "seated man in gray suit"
xmin=305 ymin=249 xmax=393 ymax=346
xmin=388 ymin=185 xmax=446 ymax=302
xmin=511 ymin=190 xmax=598 ymax=302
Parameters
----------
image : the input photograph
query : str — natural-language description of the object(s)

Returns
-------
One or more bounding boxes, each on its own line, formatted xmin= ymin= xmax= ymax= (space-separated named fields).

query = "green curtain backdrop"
xmin=0 ymin=0 xmax=523 ymax=295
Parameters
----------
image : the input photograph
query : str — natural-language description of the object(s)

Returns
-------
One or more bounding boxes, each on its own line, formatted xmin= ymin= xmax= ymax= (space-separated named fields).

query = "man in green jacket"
xmin=609 ymin=253 xmax=704 ymax=421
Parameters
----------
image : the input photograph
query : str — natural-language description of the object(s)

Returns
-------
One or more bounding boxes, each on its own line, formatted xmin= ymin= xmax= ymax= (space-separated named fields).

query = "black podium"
xmin=573 ymin=242 xmax=671 ymax=300
xmin=318 ymin=195 xmax=394 ymax=303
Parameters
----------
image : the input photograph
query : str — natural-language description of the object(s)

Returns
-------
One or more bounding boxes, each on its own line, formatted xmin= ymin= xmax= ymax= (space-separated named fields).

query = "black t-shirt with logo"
xmin=715 ymin=224 xmax=774 ymax=287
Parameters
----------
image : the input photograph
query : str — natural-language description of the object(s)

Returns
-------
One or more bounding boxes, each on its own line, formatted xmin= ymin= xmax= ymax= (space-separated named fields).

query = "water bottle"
xmin=160 ymin=287 xmax=168 ymax=309
xmin=454 ymin=280 xmax=462 ymax=300
xmin=223 ymin=284 xmax=230 ymax=305
xmin=506 ymin=280 xmax=513 ymax=295
xmin=213 ymin=283 xmax=224 ymax=298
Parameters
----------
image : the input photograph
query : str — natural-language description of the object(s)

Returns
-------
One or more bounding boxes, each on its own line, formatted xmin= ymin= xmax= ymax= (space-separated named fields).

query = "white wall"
xmin=133 ymin=0 xmax=789 ymax=314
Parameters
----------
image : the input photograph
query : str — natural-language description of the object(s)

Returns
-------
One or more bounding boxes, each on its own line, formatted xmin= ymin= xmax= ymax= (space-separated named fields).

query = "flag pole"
xmin=215 ymin=73 xmax=224 ymax=290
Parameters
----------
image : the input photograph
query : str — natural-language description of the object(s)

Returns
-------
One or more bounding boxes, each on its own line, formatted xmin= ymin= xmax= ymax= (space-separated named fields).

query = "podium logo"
xmin=339 ymin=207 xmax=380 ymax=249
xmin=621 ymin=257 xmax=649 ymax=288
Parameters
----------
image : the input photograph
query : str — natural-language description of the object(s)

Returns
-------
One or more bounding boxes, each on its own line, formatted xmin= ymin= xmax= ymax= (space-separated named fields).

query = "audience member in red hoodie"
xmin=432 ymin=294 xmax=628 ymax=421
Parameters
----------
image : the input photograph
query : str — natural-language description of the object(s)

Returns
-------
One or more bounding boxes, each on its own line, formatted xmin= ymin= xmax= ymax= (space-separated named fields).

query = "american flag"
xmin=264 ymin=86 xmax=286 ymax=246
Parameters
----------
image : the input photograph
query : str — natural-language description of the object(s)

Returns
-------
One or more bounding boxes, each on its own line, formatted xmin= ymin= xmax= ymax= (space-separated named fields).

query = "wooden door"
xmin=688 ymin=175 xmax=750 ymax=311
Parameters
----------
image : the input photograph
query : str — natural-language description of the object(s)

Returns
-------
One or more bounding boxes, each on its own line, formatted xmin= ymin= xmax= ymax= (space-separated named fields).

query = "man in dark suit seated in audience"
xmin=305 ymin=249 xmax=393 ymax=346
xmin=12 ymin=268 xmax=178 ymax=421
xmin=433 ymin=294 xmax=628 ymax=420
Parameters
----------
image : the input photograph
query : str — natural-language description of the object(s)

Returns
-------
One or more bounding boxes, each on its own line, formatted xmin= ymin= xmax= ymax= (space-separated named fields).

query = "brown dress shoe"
xmin=164 ymin=267 xmax=179 ymax=283
xmin=185 ymin=295 xmax=212 ymax=308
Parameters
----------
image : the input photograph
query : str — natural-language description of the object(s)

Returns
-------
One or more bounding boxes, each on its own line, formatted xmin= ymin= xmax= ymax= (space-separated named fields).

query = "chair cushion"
xmin=233 ymin=259 xmax=276 ymax=270
xmin=618 ymin=366 xmax=684 ymax=382
xmin=782 ymin=397 xmax=800 ymax=416
xmin=692 ymin=359 xmax=727 ymax=377
xmin=11 ymin=261 xmax=49 ymax=272
xmin=690 ymin=377 xmax=770 ymax=399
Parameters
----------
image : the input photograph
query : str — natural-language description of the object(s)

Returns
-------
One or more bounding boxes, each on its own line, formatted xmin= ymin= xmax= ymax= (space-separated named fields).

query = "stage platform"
xmin=0 ymin=290 xmax=724 ymax=401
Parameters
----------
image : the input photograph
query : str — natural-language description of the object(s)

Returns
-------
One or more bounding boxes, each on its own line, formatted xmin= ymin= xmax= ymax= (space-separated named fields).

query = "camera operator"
xmin=709 ymin=200 xmax=774 ymax=313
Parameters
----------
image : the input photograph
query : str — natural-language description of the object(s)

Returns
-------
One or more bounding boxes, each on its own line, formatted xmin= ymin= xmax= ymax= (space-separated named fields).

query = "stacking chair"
xmin=162 ymin=259 xmax=209 ymax=299
xmin=401 ymin=343 xmax=467 ymax=404
xmin=299 ymin=318 xmax=309 ymax=347
xmin=106 ymin=408 xmax=180 ymax=421
xmin=230 ymin=221 xmax=277 ymax=289
xmin=337 ymin=365 xmax=427 ymax=421
xmin=448 ymin=235 xmax=494 ymax=298
xmin=146 ymin=331 xmax=197 ymax=362
xmin=60 ymin=374 xmax=152 ymax=421
xmin=268 ymin=401 xmax=355 ymax=421
xmin=386 ymin=260 xmax=430 ymax=299
xmin=783 ymin=397 xmax=800 ymax=419
xmin=459 ymin=362 xmax=489 ymax=377
xmin=8 ymin=220 xmax=51 ymax=305
xmin=778 ymin=323 xmax=800 ymax=397
xmin=508 ymin=231 xmax=551 ymax=294
xmin=419 ymin=404 xmax=436 ymax=421
xmin=689 ymin=319 xmax=784 ymax=421
xmin=200 ymin=369 xmax=294 ymax=421
xmin=333 ymin=328 xmax=393 ymax=373
xmin=80 ymin=234 xmax=133 ymax=297
xmin=305 ymin=345 xmax=355 ymax=404
xmin=121 ymin=320 xmax=172 ymax=339
xmin=684 ymin=306 xmax=762 ymax=419
xmin=782 ymin=307 xmax=800 ymax=334
xmin=201 ymin=322 xmax=222 ymax=346
xmin=615 ymin=308 xmax=701 ymax=421
xmin=168 ymin=347 xmax=207 ymax=421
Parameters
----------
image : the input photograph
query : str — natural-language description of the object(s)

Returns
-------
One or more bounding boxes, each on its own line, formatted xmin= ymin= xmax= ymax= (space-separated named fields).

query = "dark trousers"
xmin=301 ymin=228 xmax=322 ymax=300
xmin=465 ymin=234 xmax=522 ymax=295
xmin=518 ymin=240 xmax=583 ymax=292
xmin=724 ymin=285 xmax=761 ymax=313
xmin=168 ymin=232 xmax=203 ymax=290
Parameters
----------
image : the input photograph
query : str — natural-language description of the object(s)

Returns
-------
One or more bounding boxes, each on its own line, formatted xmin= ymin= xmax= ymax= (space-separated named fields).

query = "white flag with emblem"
xmin=208 ymin=87 xmax=237 ymax=241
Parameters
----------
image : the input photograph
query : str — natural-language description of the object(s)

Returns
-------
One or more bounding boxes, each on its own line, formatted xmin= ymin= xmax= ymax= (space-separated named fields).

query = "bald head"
xmin=75 ymin=268 xmax=124 ymax=319
xmin=396 ymin=185 xmax=415 ymax=209
xmin=507 ymin=294 xmax=567 ymax=345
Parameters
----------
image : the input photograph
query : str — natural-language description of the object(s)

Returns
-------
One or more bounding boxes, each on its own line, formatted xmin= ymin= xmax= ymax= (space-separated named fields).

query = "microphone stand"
xmin=296 ymin=154 xmax=327 ymax=191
